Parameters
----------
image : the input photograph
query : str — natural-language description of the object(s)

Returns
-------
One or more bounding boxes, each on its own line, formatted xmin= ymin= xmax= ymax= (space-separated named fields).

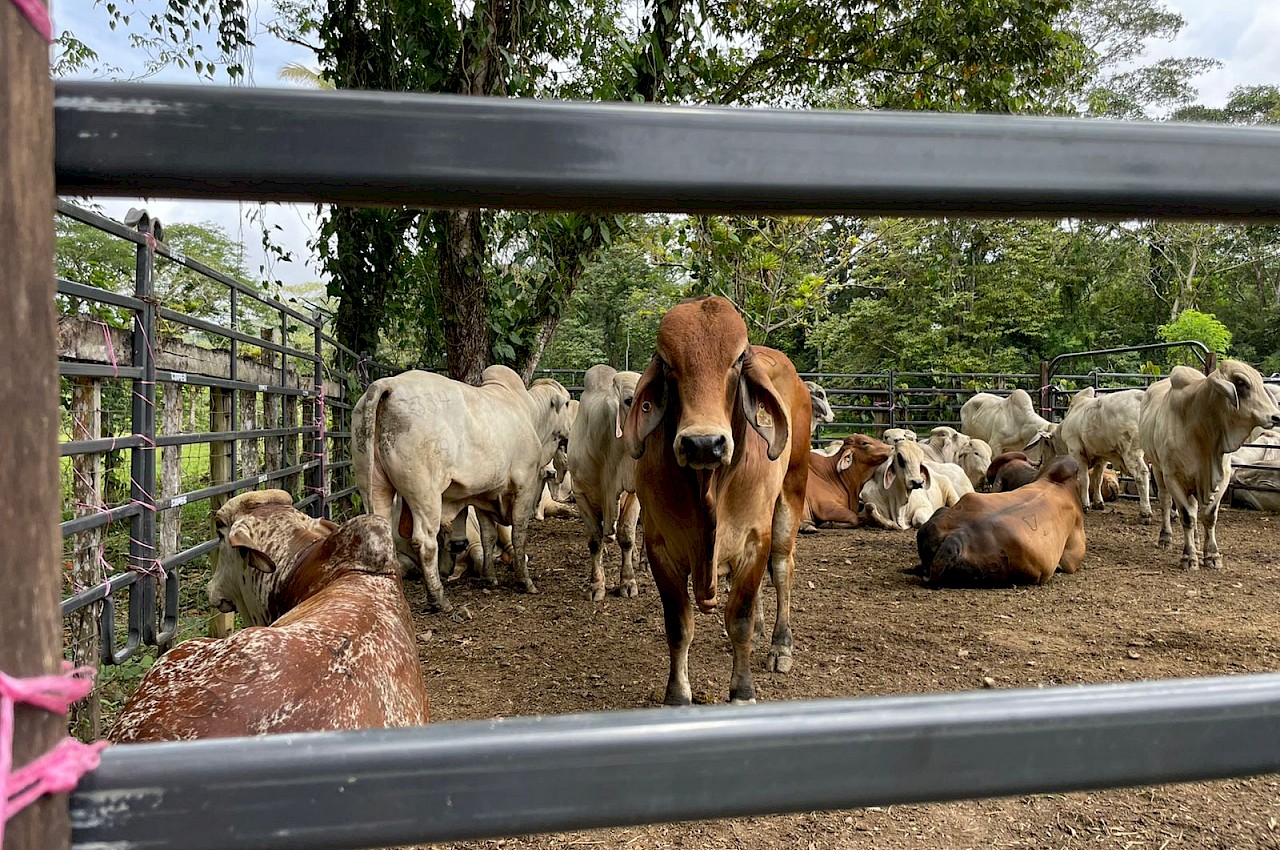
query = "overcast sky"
xmin=54 ymin=0 xmax=1280 ymax=287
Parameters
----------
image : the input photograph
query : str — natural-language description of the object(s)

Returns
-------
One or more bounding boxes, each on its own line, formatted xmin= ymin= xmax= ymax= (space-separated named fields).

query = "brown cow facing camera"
xmin=109 ymin=490 xmax=429 ymax=742
xmin=623 ymin=296 xmax=810 ymax=705
xmin=914 ymin=455 xmax=1086 ymax=587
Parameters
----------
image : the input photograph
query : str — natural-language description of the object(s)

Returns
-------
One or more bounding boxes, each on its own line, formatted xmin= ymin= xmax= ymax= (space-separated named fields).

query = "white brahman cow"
xmin=352 ymin=367 xmax=571 ymax=611
xmin=1140 ymin=361 xmax=1280 ymax=570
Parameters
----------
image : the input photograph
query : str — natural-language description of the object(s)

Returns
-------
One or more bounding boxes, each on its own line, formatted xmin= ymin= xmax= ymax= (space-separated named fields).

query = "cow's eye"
xmin=624 ymin=396 xmax=634 ymax=407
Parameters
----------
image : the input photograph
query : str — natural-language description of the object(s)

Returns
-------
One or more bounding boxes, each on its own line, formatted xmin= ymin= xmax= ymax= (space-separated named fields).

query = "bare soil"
xmin=406 ymin=504 xmax=1280 ymax=850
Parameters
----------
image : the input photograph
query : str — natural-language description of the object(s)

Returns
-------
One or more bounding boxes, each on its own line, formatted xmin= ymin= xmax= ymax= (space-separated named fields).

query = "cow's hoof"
xmin=1204 ymin=554 xmax=1223 ymax=570
xmin=520 ymin=579 xmax=539 ymax=594
xmin=1140 ymin=513 xmax=1153 ymax=525
xmin=1157 ymin=533 xmax=1172 ymax=549
xmin=729 ymin=697 xmax=757 ymax=706
xmin=588 ymin=583 xmax=606 ymax=602
xmin=430 ymin=600 xmax=454 ymax=615
xmin=619 ymin=579 xmax=639 ymax=598
xmin=798 ymin=522 xmax=818 ymax=535
xmin=1179 ymin=556 xmax=1198 ymax=571
xmin=767 ymin=651 xmax=793 ymax=674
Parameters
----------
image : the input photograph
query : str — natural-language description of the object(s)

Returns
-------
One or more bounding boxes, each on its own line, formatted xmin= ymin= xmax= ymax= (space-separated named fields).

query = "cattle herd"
xmin=106 ymin=295 xmax=1280 ymax=746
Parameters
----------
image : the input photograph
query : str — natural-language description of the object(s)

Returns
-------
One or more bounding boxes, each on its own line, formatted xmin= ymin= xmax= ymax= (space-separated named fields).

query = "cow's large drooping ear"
xmin=882 ymin=456 xmax=896 ymax=490
xmin=227 ymin=517 xmax=278 ymax=574
xmin=1209 ymin=373 xmax=1240 ymax=409
xmin=739 ymin=348 xmax=791 ymax=461
xmin=836 ymin=450 xmax=854 ymax=472
xmin=622 ymin=356 xmax=667 ymax=459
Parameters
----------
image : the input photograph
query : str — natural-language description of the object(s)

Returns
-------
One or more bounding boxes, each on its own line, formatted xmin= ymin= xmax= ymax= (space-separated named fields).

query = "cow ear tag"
xmin=757 ymin=404 xmax=774 ymax=428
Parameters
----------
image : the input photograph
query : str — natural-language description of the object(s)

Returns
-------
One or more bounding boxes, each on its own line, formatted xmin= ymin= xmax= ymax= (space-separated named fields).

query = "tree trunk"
xmin=438 ymin=210 xmax=490 ymax=385
xmin=517 ymin=316 xmax=560 ymax=384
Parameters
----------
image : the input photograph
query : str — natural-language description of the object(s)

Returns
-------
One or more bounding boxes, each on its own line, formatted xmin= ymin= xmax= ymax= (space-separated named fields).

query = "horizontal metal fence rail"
xmin=54 ymin=83 xmax=1280 ymax=219
xmin=51 ymin=83 xmax=1280 ymax=850
xmin=71 ymin=673 xmax=1280 ymax=850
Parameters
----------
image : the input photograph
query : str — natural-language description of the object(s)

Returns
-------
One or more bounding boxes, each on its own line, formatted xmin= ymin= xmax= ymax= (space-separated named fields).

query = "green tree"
xmin=1158 ymin=308 xmax=1231 ymax=366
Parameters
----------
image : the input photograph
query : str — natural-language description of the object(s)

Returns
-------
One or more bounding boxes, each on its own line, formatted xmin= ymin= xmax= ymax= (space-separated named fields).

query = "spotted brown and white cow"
xmin=109 ymin=490 xmax=429 ymax=742
xmin=622 ymin=296 xmax=809 ymax=705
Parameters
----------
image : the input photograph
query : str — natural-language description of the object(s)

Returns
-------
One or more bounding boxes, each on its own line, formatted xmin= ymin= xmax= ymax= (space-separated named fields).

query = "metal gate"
xmin=11 ymin=80 xmax=1280 ymax=850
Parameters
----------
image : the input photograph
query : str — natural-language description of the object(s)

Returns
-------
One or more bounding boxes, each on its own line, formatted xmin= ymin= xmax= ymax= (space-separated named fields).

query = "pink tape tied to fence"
xmin=8 ymin=0 xmax=53 ymax=42
xmin=1 ymin=663 xmax=107 ymax=850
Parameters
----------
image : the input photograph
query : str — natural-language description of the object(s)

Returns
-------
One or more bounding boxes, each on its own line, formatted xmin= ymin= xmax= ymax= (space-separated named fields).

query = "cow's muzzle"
xmin=909 ymin=479 xmax=926 ymax=490
xmin=678 ymin=433 xmax=731 ymax=468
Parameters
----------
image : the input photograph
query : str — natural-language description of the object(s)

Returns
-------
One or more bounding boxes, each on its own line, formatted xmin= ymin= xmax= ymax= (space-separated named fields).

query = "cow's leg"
xmin=1058 ymin=521 xmax=1087 ymax=575
xmin=442 ymin=508 xmax=468 ymax=578
xmin=617 ymin=491 xmax=642 ymax=598
xmin=1200 ymin=478 xmax=1228 ymax=570
xmin=765 ymin=492 xmax=800 ymax=674
xmin=1088 ymin=462 xmax=1106 ymax=510
xmin=403 ymin=494 xmax=450 ymax=612
xmin=509 ymin=487 xmax=541 ymax=594
xmin=579 ymin=493 xmax=608 ymax=601
xmin=651 ymin=550 xmax=694 ymax=706
xmin=1131 ymin=453 xmax=1153 ymax=523
xmin=476 ymin=511 xmax=501 ymax=587
xmin=1154 ymin=466 xmax=1174 ymax=549
xmin=1164 ymin=479 xmax=1199 ymax=569
xmin=725 ymin=548 xmax=768 ymax=705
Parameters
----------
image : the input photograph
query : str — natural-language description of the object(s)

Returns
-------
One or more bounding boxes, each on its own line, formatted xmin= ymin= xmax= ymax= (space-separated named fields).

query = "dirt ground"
xmin=404 ymin=503 xmax=1280 ymax=850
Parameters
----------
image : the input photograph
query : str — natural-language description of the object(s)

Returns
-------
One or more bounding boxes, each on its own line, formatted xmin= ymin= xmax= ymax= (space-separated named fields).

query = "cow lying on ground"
xmin=1140 ymin=361 xmax=1280 ymax=570
xmin=802 ymin=434 xmax=892 ymax=530
xmin=623 ymin=295 xmax=809 ymax=704
xmin=920 ymin=426 xmax=967 ymax=463
xmin=961 ymin=389 xmax=1055 ymax=455
xmin=913 ymin=456 xmax=1086 ymax=587
xmin=1230 ymin=428 xmax=1280 ymax=511
xmin=110 ymin=491 xmax=429 ymax=742
xmin=859 ymin=439 xmax=966 ymax=530
xmin=352 ymin=367 xmax=571 ymax=610
xmin=569 ymin=364 xmax=644 ymax=601
xmin=987 ymin=451 xmax=1038 ymax=492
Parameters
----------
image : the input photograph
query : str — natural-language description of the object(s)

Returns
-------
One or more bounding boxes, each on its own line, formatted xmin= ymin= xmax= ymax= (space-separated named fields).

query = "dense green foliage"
xmin=61 ymin=1 xmax=1280 ymax=379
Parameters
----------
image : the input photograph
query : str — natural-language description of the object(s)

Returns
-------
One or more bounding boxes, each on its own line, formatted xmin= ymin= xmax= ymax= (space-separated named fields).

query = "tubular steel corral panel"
xmin=54 ymin=84 xmax=1280 ymax=849
xmin=72 ymin=673 xmax=1280 ymax=850
xmin=54 ymin=82 xmax=1280 ymax=219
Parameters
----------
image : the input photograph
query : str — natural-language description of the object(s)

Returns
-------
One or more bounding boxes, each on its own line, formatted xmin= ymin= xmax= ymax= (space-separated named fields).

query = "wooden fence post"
xmin=0 ymin=5 xmax=71 ymax=848
xmin=238 ymin=384 xmax=259 ymax=481
xmin=284 ymin=391 xmax=300 ymax=498
xmin=69 ymin=377 xmax=104 ymax=740
xmin=157 ymin=381 xmax=183 ymax=649
xmin=208 ymin=387 xmax=235 ymax=638
xmin=263 ymin=329 xmax=282 ymax=478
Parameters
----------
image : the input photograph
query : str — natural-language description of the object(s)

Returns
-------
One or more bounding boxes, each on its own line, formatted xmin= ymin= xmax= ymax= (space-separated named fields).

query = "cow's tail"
xmin=353 ymin=379 xmax=397 ymax=520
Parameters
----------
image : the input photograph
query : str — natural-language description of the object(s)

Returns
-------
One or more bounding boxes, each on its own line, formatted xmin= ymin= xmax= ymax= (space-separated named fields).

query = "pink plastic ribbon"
xmin=1 ymin=664 xmax=107 ymax=849
xmin=8 ymin=0 xmax=52 ymax=42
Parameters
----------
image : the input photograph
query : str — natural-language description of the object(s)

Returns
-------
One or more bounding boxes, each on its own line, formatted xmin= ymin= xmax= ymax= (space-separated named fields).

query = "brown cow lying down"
xmin=987 ymin=450 xmax=1038 ymax=492
xmin=110 ymin=490 xmax=429 ymax=742
xmin=801 ymin=434 xmax=892 ymax=531
xmin=913 ymin=455 xmax=1086 ymax=587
